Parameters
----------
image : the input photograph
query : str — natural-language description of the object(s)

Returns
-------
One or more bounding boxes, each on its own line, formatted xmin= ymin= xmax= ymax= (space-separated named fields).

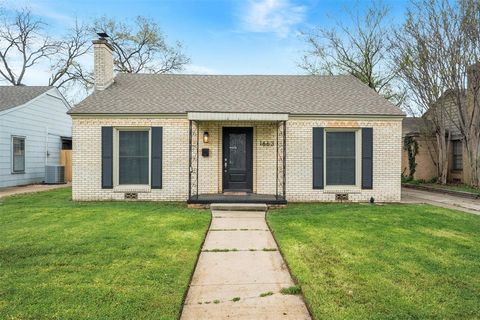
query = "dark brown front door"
xmin=222 ymin=127 xmax=253 ymax=192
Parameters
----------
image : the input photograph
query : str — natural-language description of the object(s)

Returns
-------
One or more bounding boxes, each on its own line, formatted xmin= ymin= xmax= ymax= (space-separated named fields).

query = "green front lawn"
xmin=268 ymin=204 xmax=480 ymax=319
xmin=0 ymin=188 xmax=210 ymax=319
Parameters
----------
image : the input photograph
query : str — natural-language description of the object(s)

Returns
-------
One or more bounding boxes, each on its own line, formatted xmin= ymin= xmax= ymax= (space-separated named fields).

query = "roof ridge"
xmin=115 ymin=73 xmax=353 ymax=78
xmin=0 ymin=85 xmax=54 ymax=88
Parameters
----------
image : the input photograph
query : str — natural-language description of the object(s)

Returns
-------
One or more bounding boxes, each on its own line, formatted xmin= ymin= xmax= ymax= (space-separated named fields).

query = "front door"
xmin=222 ymin=127 xmax=253 ymax=192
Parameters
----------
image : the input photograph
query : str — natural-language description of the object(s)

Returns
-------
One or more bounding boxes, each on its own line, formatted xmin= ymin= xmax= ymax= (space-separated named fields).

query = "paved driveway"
xmin=181 ymin=209 xmax=311 ymax=320
xmin=0 ymin=183 xmax=70 ymax=199
xmin=402 ymin=187 xmax=480 ymax=215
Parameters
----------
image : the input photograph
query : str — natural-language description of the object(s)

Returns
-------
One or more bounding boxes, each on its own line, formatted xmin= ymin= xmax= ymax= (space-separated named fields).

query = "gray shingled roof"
xmin=403 ymin=117 xmax=423 ymax=136
xmin=0 ymin=86 xmax=53 ymax=112
xmin=70 ymin=74 xmax=404 ymax=116
xmin=402 ymin=117 xmax=433 ymax=136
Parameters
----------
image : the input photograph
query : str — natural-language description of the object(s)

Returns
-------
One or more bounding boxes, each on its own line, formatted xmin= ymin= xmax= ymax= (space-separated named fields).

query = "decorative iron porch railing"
xmin=188 ymin=120 xmax=199 ymax=199
xmin=188 ymin=120 xmax=286 ymax=202
xmin=276 ymin=120 xmax=287 ymax=199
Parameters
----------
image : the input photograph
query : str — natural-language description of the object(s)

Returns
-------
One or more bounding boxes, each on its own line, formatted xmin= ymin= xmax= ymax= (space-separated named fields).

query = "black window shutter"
xmin=151 ymin=127 xmax=163 ymax=189
xmin=313 ymin=127 xmax=324 ymax=189
xmin=362 ymin=128 xmax=373 ymax=189
xmin=101 ymin=127 xmax=113 ymax=189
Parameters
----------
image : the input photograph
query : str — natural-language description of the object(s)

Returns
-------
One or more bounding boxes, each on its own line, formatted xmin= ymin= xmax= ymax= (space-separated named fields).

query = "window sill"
xmin=113 ymin=185 xmax=151 ymax=193
xmin=11 ymin=171 xmax=25 ymax=174
xmin=323 ymin=186 xmax=361 ymax=194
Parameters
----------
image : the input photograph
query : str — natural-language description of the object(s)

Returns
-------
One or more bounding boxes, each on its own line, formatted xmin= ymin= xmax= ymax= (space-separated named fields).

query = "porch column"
xmin=283 ymin=120 xmax=286 ymax=198
xmin=188 ymin=120 xmax=199 ymax=199
xmin=276 ymin=120 xmax=287 ymax=199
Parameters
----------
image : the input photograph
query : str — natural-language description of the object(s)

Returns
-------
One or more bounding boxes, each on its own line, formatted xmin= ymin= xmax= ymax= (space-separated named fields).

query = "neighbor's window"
xmin=326 ymin=131 xmax=356 ymax=185
xmin=12 ymin=136 xmax=25 ymax=173
xmin=118 ymin=131 xmax=149 ymax=184
xmin=452 ymin=140 xmax=463 ymax=171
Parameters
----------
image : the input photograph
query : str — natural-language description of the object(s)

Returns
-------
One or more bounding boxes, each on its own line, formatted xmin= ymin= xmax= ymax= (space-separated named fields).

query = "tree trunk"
xmin=436 ymin=130 xmax=450 ymax=184
xmin=465 ymin=65 xmax=480 ymax=187
xmin=466 ymin=135 xmax=480 ymax=187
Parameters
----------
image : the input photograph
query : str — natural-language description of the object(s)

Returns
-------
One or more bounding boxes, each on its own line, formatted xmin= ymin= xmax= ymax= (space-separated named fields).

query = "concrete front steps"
xmin=210 ymin=203 xmax=268 ymax=211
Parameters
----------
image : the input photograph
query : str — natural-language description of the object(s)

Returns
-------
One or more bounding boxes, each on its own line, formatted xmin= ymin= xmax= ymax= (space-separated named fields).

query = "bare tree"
xmin=48 ymin=20 xmax=93 ymax=90
xmin=93 ymin=16 xmax=189 ymax=74
xmin=392 ymin=0 xmax=480 ymax=185
xmin=0 ymin=7 xmax=93 ymax=96
xmin=0 ymin=8 xmax=58 ymax=85
xmin=299 ymin=1 xmax=404 ymax=105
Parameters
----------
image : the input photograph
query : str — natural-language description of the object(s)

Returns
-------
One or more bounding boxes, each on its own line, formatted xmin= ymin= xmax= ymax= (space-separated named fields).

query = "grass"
xmin=0 ymin=188 xmax=210 ymax=320
xmin=280 ymin=285 xmax=301 ymax=295
xmin=268 ymin=203 xmax=480 ymax=319
xmin=203 ymin=248 xmax=237 ymax=252
xmin=259 ymin=291 xmax=274 ymax=297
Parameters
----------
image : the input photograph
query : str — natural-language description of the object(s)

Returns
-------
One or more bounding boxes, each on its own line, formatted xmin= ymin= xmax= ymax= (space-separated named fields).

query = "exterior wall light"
xmin=203 ymin=131 xmax=209 ymax=143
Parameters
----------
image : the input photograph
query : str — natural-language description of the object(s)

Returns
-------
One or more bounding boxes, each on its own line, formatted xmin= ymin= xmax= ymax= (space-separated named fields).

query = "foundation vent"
xmin=125 ymin=192 xmax=138 ymax=200
xmin=335 ymin=193 xmax=348 ymax=201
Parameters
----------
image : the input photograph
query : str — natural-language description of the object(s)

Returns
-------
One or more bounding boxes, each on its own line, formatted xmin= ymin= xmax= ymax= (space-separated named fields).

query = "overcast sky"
xmin=2 ymin=0 xmax=409 ymax=86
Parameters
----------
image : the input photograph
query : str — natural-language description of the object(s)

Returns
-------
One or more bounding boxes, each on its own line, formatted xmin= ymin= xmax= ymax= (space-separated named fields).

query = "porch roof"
xmin=187 ymin=112 xmax=288 ymax=121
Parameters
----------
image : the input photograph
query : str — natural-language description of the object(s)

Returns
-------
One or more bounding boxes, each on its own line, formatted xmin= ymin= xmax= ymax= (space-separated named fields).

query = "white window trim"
xmin=323 ymin=128 xmax=362 ymax=191
xmin=113 ymin=127 xmax=151 ymax=191
xmin=11 ymin=135 xmax=26 ymax=174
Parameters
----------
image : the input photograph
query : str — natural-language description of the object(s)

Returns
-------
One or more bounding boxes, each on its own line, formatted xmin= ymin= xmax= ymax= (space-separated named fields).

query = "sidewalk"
xmin=181 ymin=209 xmax=310 ymax=320
xmin=0 ymin=183 xmax=70 ymax=199
xmin=402 ymin=187 xmax=480 ymax=215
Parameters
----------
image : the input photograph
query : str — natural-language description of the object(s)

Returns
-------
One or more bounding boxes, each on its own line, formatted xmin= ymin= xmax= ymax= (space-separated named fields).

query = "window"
xmin=326 ymin=131 xmax=356 ymax=185
xmin=12 ymin=136 xmax=25 ymax=173
xmin=452 ymin=140 xmax=463 ymax=171
xmin=118 ymin=130 xmax=149 ymax=185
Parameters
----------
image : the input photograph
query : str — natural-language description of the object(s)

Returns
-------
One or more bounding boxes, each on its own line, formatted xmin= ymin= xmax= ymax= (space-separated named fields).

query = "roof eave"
xmin=68 ymin=112 xmax=405 ymax=119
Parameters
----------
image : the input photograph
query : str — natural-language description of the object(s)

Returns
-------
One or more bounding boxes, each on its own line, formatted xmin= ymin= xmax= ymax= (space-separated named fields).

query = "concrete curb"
xmin=402 ymin=183 xmax=480 ymax=199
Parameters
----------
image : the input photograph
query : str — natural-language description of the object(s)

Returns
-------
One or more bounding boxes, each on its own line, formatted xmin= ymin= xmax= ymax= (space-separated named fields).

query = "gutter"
xmin=68 ymin=112 xmax=405 ymax=120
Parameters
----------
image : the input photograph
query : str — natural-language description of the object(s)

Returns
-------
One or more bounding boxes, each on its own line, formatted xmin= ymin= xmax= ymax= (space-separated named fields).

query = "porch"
xmin=187 ymin=193 xmax=287 ymax=205
xmin=187 ymin=112 xmax=287 ymax=204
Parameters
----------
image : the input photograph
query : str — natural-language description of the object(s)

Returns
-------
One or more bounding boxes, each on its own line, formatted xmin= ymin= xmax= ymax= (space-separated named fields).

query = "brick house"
xmin=69 ymin=37 xmax=404 ymax=204
xmin=401 ymin=117 xmax=438 ymax=181
xmin=401 ymin=65 xmax=480 ymax=184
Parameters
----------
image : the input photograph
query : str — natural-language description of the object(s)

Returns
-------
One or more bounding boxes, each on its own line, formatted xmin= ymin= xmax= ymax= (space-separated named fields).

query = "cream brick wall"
xmin=196 ymin=121 xmax=277 ymax=195
xmin=286 ymin=118 xmax=402 ymax=202
xmin=72 ymin=117 xmax=402 ymax=202
xmin=72 ymin=117 xmax=189 ymax=201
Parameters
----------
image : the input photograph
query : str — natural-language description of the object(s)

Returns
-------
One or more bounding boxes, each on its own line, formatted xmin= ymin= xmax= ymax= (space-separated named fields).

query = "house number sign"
xmin=259 ymin=140 xmax=274 ymax=146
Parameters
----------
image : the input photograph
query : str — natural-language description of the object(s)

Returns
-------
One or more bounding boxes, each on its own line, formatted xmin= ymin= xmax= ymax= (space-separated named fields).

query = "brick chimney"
xmin=92 ymin=34 xmax=114 ymax=91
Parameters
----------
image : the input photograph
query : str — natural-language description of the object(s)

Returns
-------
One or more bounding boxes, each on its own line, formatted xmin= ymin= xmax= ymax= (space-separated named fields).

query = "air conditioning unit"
xmin=45 ymin=165 xmax=65 ymax=184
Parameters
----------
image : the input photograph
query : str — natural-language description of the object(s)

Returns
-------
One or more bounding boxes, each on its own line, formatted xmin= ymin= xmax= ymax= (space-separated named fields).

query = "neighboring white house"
xmin=0 ymin=86 xmax=72 ymax=188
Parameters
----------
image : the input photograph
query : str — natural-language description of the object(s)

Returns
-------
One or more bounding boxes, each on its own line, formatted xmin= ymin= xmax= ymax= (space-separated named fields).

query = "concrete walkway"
xmin=0 ymin=183 xmax=70 ymax=199
xmin=402 ymin=187 xmax=480 ymax=215
xmin=181 ymin=208 xmax=311 ymax=320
